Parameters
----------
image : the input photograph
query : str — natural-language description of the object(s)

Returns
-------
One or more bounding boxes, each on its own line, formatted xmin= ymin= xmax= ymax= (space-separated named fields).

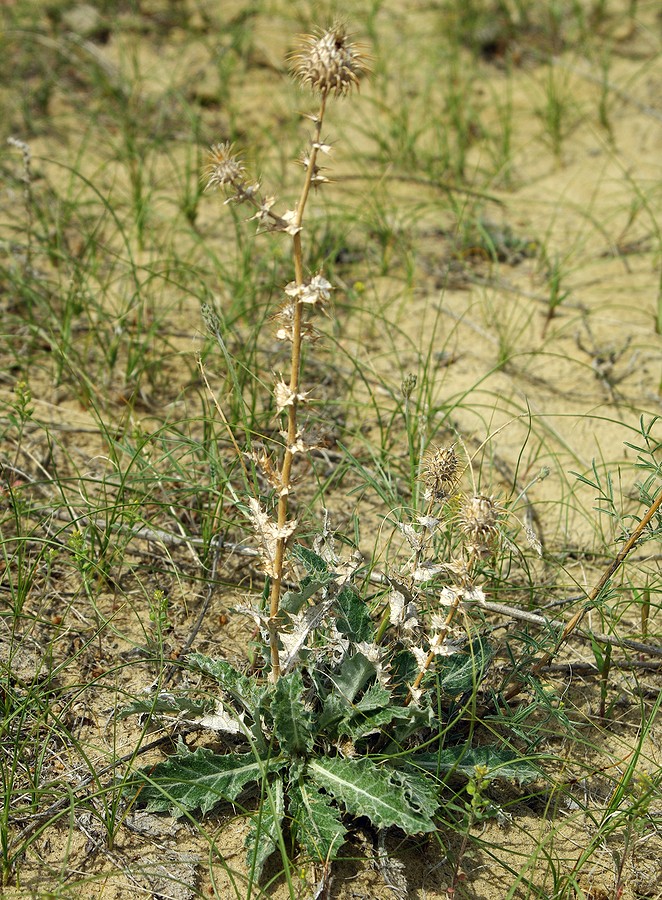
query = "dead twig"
xmin=498 ymin=488 xmax=662 ymax=705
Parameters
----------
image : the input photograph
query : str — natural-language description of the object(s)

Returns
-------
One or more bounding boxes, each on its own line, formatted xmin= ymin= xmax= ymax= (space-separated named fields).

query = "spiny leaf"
xmin=131 ymin=745 xmax=284 ymax=816
xmin=410 ymin=746 xmax=541 ymax=784
xmin=354 ymin=681 xmax=391 ymax=712
xmin=291 ymin=544 xmax=333 ymax=584
xmin=290 ymin=778 xmax=347 ymax=864
xmin=272 ymin=671 xmax=314 ymax=755
xmin=187 ymin=653 xmax=265 ymax=712
xmin=331 ymin=651 xmax=377 ymax=704
xmin=308 ymin=757 xmax=438 ymax=835
xmin=279 ymin=597 xmax=335 ymax=674
xmin=281 ymin=578 xmax=325 ymax=614
xmin=334 ymin=585 xmax=374 ymax=642
xmin=245 ymin=777 xmax=284 ymax=882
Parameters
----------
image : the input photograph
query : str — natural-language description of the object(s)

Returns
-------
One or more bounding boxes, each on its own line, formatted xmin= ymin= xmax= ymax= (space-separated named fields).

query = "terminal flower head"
xmin=291 ymin=23 xmax=368 ymax=98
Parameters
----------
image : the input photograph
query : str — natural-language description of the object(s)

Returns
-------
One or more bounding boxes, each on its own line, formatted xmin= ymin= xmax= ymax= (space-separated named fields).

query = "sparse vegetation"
xmin=1 ymin=2 xmax=661 ymax=899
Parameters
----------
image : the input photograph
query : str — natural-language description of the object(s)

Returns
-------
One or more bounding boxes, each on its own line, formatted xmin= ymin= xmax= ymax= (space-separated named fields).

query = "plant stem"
xmin=405 ymin=589 xmax=462 ymax=705
xmin=267 ymin=94 xmax=328 ymax=680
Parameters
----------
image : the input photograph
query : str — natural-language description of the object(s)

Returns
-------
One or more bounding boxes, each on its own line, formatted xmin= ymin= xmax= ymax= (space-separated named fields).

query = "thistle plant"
xmin=124 ymin=446 xmax=539 ymax=887
xmin=202 ymin=23 xmax=367 ymax=682
xmin=121 ymin=27 xmax=540 ymax=885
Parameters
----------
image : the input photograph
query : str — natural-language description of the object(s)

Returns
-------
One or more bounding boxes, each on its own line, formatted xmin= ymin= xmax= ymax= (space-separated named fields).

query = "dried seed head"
xmin=291 ymin=24 xmax=368 ymax=98
xmin=422 ymin=446 xmax=460 ymax=502
xmin=458 ymin=495 xmax=501 ymax=550
xmin=203 ymin=142 xmax=246 ymax=192
xmin=273 ymin=300 xmax=318 ymax=343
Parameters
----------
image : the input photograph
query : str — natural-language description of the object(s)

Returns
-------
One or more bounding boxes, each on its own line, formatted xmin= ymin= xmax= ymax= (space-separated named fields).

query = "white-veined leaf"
xmin=272 ymin=671 xmax=314 ymax=754
xmin=132 ymin=746 xmax=284 ymax=816
xmin=290 ymin=778 xmax=347 ymax=864
xmin=308 ymin=757 xmax=438 ymax=835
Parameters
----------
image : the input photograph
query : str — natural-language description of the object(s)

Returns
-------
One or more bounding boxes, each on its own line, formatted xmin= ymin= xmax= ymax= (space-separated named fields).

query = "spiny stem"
xmin=267 ymin=94 xmax=328 ymax=680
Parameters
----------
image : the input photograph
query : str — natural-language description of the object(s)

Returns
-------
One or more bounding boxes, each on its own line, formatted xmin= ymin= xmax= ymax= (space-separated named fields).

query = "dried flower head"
xmin=274 ymin=380 xmax=312 ymax=414
xmin=249 ymin=195 xmax=277 ymax=230
xmin=422 ymin=446 xmax=460 ymax=502
xmin=203 ymin=142 xmax=246 ymax=192
xmin=291 ymin=24 xmax=368 ymax=98
xmin=273 ymin=301 xmax=319 ymax=343
xmin=273 ymin=279 xmax=329 ymax=343
xmin=458 ymin=494 xmax=502 ymax=550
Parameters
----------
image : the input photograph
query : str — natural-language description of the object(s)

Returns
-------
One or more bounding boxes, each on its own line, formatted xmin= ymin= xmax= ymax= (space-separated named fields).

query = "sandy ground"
xmin=1 ymin=1 xmax=661 ymax=898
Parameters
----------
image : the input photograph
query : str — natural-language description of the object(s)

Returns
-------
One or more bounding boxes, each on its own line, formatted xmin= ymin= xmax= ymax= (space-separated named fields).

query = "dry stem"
xmin=499 ymin=488 xmax=662 ymax=705
xmin=267 ymin=95 xmax=329 ymax=679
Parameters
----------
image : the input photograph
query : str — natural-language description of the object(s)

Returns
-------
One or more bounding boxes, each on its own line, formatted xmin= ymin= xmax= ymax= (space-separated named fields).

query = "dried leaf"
xmin=246 ymin=498 xmax=297 ymax=577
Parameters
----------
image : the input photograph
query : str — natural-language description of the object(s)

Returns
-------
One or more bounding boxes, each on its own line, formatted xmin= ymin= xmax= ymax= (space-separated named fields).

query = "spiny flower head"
xmin=422 ymin=445 xmax=460 ymax=502
xmin=291 ymin=23 xmax=368 ymax=98
xmin=458 ymin=494 xmax=502 ymax=551
xmin=203 ymin=142 xmax=246 ymax=192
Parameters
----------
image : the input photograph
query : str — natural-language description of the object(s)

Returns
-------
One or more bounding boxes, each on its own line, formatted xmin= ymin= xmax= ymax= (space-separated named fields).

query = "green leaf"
xmin=291 ymin=544 xmax=333 ymax=584
xmin=281 ymin=578 xmax=325 ymax=614
xmin=308 ymin=757 xmax=438 ymax=835
xmin=437 ymin=636 xmax=493 ymax=697
xmin=272 ymin=671 xmax=314 ymax=755
xmin=410 ymin=746 xmax=540 ymax=784
xmin=390 ymin=647 xmax=419 ymax=699
xmin=345 ymin=703 xmax=418 ymax=741
xmin=245 ymin=777 xmax=284 ymax=882
xmin=334 ymin=585 xmax=374 ymax=642
xmin=290 ymin=778 xmax=347 ymax=864
xmin=317 ymin=693 xmax=348 ymax=733
xmin=117 ymin=694 xmax=211 ymax=720
xmin=354 ymin=681 xmax=391 ymax=713
xmin=332 ymin=651 xmax=377 ymax=704
xmin=131 ymin=745 xmax=283 ymax=816
xmin=387 ymin=703 xmax=437 ymax=746
xmin=187 ymin=654 xmax=265 ymax=713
